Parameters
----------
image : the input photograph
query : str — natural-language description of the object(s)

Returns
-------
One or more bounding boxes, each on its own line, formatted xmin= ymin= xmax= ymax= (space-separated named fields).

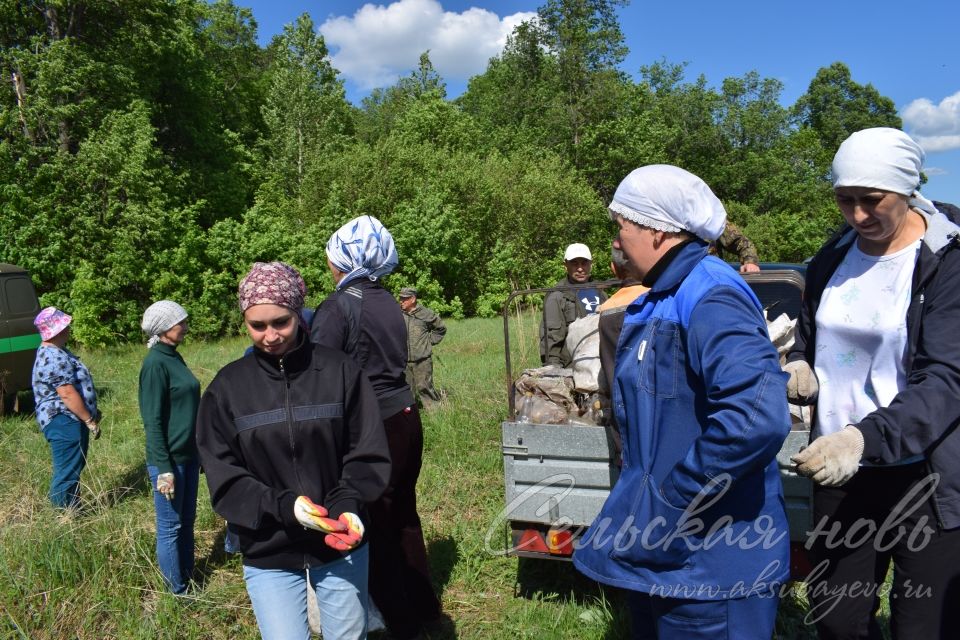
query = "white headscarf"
xmin=608 ymin=165 xmax=727 ymax=242
xmin=325 ymin=215 xmax=399 ymax=290
xmin=141 ymin=300 xmax=188 ymax=348
xmin=831 ymin=127 xmax=939 ymax=216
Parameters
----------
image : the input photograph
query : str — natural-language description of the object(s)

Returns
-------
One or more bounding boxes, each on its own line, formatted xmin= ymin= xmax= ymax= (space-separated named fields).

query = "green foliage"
xmin=356 ymin=52 xmax=451 ymax=144
xmin=297 ymin=135 xmax=607 ymax=318
xmin=730 ymin=200 xmax=840 ymax=264
xmin=391 ymin=94 xmax=483 ymax=153
xmin=792 ymin=62 xmax=902 ymax=154
xmin=636 ymin=60 xmax=727 ymax=182
xmin=0 ymin=1 xmax=909 ymax=344
xmin=460 ymin=1 xmax=633 ymax=167
xmin=201 ymin=0 xmax=269 ymax=144
xmin=538 ymin=0 xmax=629 ymax=73
xmin=59 ymin=102 xmax=204 ymax=345
xmin=458 ymin=21 xmax=564 ymax=153
xmin=258 ymin=12 xmax=353 ymax=212
xmin=537 ymin=0 xmax=630 ymax=157
xmin=578 ymin=83 xmax=670 ymax=201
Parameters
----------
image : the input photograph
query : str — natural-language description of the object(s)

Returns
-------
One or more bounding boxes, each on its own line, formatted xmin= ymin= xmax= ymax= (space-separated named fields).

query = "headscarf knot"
xmin=325 ymin=216 xmax=399 ymax=290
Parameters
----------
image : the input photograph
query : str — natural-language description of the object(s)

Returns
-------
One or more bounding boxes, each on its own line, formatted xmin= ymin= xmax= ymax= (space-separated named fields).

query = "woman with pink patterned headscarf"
xmin=30 ymin=306 xmax=101 ymax=509
xmin=197 ymin=261 xmax=390 ymax=640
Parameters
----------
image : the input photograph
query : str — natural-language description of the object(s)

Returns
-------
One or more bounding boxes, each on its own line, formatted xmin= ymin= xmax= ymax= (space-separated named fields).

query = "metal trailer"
xmin=500 ymin=269 xmax=814 ymax=579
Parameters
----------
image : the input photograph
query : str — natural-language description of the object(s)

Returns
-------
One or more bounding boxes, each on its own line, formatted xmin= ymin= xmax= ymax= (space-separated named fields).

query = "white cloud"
xmin=913 ymin=135 xmax=960 ymax=154
xmin=902 ymin=91 xmax=960 ymax=152
xmin=924 ymin=166 xmax=948 ymax=176
xmin=319 ymin=0 xmax=537 ymax=91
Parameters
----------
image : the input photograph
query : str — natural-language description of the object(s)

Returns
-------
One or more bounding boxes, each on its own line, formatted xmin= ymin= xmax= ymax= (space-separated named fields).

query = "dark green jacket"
xmin=539 ymin=277 xmax=606 ymax=367
xmin=403 ymin=305 xmax=446 ymax=362
xmin=139 ymin=342 xmax=200 ymax=474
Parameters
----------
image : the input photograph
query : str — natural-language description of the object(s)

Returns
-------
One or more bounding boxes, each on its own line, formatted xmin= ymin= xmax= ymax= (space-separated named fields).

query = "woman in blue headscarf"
xmin=311 ymin=215 xmax=442 ymax=640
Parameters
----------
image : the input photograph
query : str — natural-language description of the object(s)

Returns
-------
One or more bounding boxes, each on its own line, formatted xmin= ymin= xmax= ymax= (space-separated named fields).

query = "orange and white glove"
xmin=294 ymin=496 xmax=347 ymax=534
xmin=324 ymin=513 xmax=365 ymax=551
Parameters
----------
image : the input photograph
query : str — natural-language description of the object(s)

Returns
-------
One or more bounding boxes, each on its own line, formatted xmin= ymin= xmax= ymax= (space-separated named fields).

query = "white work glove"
xmin=791 ymin=426 xmax=864 ymax=486
xmin=783 ymin=360 xmax=819 ymax=404
xmin=84 ymin=412 xmax=102 ymax=440
xmin=156 ymin=473 xmax=175 ymax=501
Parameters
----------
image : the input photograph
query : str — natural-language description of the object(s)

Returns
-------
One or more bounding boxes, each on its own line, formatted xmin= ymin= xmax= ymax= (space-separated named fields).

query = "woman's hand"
xmin=294 ymin=496 xmax=346 ymax=533
xmin=156 ymin=473 xmax=175 ymax=500
xmin=324 ymin=513 xmax=365 ymax=551
xmin=792 ymin=426 xmax=865 ymax=486
xmin=783 ymin=360 xmax=819 ymax=404
xmin=84 ymin=413 xmax=101 ymax=440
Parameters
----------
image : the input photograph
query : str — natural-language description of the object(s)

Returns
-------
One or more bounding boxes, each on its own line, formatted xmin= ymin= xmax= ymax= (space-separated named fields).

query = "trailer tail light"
xmin=509 ymin=523 xmax=583 ymax=559
xmin=547 ymin=528 xmax=574 ymax=556
xmin=516 ymin=528 xmax=550 ymax=554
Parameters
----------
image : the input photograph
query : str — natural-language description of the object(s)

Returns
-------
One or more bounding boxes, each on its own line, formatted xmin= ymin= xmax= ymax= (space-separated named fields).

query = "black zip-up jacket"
xmin=787 ymin=210 xmax=960 ymax=528
xmin=311 ymin=279 xmax=415 ymax=418
xmin=196 ymin=332 xmax=391 ymax=569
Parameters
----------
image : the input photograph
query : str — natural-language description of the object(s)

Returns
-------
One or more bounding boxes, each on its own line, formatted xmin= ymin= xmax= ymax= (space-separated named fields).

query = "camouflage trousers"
xmin=406 ymin=357 xmax=442 ymax=404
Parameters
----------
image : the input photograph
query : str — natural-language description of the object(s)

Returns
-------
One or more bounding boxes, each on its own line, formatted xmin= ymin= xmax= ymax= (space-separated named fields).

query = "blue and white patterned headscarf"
xmin=325 ymin=215 xmax=399 ymax=290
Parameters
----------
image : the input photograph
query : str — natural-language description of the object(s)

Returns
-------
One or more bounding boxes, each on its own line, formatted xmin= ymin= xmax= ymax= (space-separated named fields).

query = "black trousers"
xmin=367 ymin=403 xmax=441 ymax=639
xmin=807 ymin=463 xmax=960 ymax=639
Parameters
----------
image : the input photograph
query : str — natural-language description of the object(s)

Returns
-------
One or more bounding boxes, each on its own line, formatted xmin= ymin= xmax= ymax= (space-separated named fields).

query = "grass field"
xmin=1 ymin=314 xmax=847 ymax=639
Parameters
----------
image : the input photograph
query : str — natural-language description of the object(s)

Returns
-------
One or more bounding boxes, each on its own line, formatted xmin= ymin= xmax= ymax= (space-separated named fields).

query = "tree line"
xmin=0 ymin=0 xmax=903 ymax=344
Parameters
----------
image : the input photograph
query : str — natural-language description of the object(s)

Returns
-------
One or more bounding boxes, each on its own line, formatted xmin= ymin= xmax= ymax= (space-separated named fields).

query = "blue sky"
xmin=238 ymin=0 xmax=960 ymax=204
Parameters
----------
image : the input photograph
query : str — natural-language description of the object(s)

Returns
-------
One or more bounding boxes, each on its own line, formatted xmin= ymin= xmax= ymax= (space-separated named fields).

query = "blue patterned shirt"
xmin=31 ymin=345 xmax=99 ymax=430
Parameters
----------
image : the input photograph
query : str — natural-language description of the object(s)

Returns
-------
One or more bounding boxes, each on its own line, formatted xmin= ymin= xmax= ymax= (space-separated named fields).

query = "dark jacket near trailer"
xmin=787 ymin=210 xmax=960 ymax=528
xmin=539 ymin=278 xmax=606 ymax=367
xmin=196 ymin=333 xmax=391 ymax=569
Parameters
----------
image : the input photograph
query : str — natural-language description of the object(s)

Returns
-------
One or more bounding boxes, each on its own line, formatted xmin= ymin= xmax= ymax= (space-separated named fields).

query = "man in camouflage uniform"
xmin=710 ymin=221 xmax=760 ymax=273
xmin=399 ymin=287 xmax=446 ymax=407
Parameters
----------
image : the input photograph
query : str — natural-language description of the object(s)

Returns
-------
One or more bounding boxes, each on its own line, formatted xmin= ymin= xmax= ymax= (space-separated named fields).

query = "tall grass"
xmin=1 ymin=318 xmax=827 ymax=638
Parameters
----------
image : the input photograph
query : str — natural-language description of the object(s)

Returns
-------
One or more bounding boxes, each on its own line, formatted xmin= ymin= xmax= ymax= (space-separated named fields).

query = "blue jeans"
xmin=43 ymin=414 xmax=89 ymax=508
xmin=147 ymin=461 xmax=200 ymax=594
xmin=243 ymin=544 xmax=369 ymax=640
